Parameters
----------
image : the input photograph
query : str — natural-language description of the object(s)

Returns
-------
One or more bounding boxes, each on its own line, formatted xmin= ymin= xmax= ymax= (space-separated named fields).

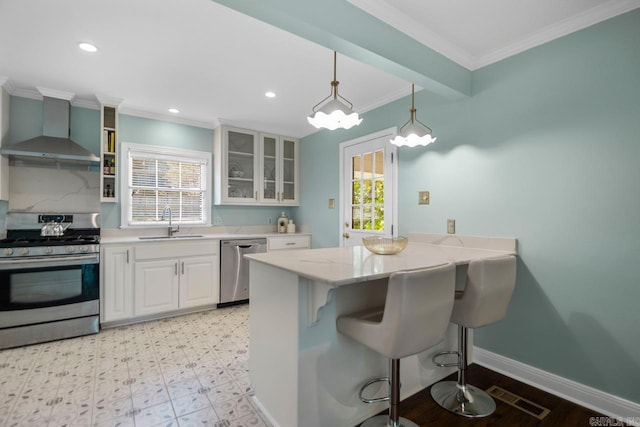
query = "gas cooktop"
xmin=0 ymin=234 xmax=100 ymax=248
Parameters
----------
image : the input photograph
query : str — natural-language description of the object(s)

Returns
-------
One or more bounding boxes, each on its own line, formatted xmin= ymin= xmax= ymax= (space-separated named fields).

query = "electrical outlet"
xmin=447 ymin=219 xmax=455 ymax=234
xmin=268 ymin=218 xmax=273 ymax=224
xmin=213 ymin=216 xmax=223 ymax=225
xmin=418 ymin=191 xmax=430 ymax=205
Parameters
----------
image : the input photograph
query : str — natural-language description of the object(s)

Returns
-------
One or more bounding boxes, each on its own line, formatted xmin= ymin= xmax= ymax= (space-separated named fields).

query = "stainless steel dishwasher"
xmin=219 ymin=238 xmax=267 ymax=306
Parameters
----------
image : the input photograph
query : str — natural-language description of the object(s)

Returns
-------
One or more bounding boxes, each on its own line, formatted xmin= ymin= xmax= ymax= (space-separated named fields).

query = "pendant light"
xmin=390 ymin=84 xmax=436 ymax=147
xmin=307 ymin=51 xmax=362 ymax=130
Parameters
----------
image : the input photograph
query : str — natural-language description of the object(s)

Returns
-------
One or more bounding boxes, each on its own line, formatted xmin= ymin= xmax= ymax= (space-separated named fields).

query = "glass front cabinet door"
xmin=259 ymin=134 xmax=299 ymax=205
xmin=215 ymin=126 xmax=259 ymax=204
xmin=214 ymin=126 xmax=298 ymax=206
xmin=280 ymin=137 xmax=298 ymax=204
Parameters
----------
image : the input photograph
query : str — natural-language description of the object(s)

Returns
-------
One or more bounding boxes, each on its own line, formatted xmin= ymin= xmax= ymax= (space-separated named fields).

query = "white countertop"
xmin=100 ymin=231 xmax=310 ymax=244
xmin=245 ymin=236 xmax=516 ymax=286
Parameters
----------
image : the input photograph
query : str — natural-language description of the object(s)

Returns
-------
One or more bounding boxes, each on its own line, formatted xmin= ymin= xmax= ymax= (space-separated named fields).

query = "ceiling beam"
xmin=211 ymin=0 xmax=471 ymax=99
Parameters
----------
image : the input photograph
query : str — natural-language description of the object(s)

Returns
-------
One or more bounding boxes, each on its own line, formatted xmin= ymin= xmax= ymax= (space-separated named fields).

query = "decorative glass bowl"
xmin=362 ymin=236 xmax=408 ymax=255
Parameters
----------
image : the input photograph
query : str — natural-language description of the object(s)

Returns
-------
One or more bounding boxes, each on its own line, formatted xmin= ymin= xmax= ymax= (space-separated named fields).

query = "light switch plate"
xmin=418 ymin=191 xmax=430 ymax=205
xmin=447 ymin=219 xmax=456 ymax=234
xmin=328 ymin=198 xmax=335 ymax=209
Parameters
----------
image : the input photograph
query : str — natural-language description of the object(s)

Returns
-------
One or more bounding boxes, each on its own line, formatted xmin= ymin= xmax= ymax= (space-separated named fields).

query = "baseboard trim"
xmin=251 ymin=394 xmax=281 ymax=427
xmin=473 ymin=347 xmax=640 ymax=426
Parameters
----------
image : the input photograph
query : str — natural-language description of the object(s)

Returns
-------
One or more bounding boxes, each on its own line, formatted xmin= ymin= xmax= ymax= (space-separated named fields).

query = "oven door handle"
xmin=0 ymin=254 xmax=99 ymax=269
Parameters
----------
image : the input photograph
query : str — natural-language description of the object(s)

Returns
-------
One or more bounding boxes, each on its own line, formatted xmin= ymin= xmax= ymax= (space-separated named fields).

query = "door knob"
xmin=342 ymin=232 xmax=350 ymax=239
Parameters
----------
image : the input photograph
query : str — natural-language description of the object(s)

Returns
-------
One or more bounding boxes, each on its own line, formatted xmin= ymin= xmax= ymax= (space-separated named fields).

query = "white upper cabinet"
xmin=259 ymin=133 xmax=299 ymax=205
xmin=214 ymin=125 xmax=299 ymax=206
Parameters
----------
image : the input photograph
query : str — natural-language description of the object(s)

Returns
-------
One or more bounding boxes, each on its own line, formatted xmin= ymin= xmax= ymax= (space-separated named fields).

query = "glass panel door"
xmin=261 ymin=135 xmax=278 ymax=202
xmin=281 ymin=138 xmax=296 ymax=202
xmin=341 ymin=130 xmax=396 ymax=247
xmin=227 ymin=130 xmax=256 ymax=200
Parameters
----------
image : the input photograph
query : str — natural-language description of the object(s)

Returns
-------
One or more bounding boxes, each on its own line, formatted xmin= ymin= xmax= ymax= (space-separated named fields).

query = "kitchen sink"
xmin=138 ymin=235 xmax=204 ymax=240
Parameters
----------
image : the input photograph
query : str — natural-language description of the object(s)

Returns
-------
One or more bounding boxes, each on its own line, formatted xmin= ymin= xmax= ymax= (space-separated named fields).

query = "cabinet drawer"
xmin=135 ymin=240 xmax=218 ymax=260
xmin=268 ymin=235 xmax=310 ymax=251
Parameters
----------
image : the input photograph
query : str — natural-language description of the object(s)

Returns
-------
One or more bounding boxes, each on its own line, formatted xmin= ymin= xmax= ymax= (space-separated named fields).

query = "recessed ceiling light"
xmin=168 ymin=108 xmax=180 ymax=114
xmin=78 ymin=42 xmax=98 ymax=53
xmin=265 ymin=91 xmax=276 ymax=98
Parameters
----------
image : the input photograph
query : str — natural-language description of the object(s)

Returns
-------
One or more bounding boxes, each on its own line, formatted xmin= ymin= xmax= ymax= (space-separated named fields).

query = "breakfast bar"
xmin=245 ymin=233 xmax=516 ymax=427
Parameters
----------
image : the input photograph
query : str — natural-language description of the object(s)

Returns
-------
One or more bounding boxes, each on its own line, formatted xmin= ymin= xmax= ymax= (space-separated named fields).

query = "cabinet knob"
xmin=342 ymin=232 xmax=350 ymax=239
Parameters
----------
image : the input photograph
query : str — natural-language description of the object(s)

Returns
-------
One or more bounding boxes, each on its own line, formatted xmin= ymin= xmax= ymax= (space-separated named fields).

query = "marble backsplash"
xmin=7 ymin=160 xmax=100 ymax=214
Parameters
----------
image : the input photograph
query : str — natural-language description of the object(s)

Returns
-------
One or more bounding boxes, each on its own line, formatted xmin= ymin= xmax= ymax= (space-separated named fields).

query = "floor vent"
xmin=486 ymin=385 xmax=551 ymax=420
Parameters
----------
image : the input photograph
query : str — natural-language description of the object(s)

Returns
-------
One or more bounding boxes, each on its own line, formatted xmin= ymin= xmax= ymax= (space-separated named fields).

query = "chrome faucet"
xmin=161 ymin=205 xmax=179 ymax=237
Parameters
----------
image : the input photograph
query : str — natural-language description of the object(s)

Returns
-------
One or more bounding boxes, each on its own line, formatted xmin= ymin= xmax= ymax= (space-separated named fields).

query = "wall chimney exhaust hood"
xmin=1 ymin=95 xmax=100 ymax=164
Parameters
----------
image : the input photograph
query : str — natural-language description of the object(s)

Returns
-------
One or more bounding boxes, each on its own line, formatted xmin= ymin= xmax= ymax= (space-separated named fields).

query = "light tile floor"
xmin=0 ymin=304 xmax=272 ymax=427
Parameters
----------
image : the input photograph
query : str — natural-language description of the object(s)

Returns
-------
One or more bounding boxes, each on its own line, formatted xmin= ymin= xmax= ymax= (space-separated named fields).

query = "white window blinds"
xmin=122 ymin=143 xmax=211 ymax=226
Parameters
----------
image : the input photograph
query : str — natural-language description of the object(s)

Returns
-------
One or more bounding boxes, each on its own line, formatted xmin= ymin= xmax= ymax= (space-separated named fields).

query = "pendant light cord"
xmin=410 ymin=84 xmax=416 ymax=124
xmin=331 ymin=51 xmax=339 ymax=100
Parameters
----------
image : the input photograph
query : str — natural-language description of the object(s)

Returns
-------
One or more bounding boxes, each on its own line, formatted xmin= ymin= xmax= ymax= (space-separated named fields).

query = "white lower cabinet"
xmin=101 ymin=239 xmax=219 ymax=325
xmin=134 ymin=259 xmax=180 ymax=317
xmin=180 ymin=255 xmax=218 ymax=309
xmin=101 ymin=245 xmax=133 ymax=323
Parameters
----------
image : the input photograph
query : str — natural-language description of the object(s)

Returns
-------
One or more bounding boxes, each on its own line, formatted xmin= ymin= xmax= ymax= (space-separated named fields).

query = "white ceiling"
xmin=1 ymin=0 xmax=638 ymax=138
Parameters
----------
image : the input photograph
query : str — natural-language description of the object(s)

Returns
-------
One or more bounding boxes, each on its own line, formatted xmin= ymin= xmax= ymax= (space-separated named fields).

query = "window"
xmin=121 ymin=143 xmax=211 ymax=227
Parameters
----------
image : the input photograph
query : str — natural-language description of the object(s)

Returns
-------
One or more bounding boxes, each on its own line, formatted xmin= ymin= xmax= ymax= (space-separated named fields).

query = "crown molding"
xmin=71 ymin=99 xmax=100 ymax=110
xmin=118 ymin=106 xmax=218 ymax=130
xmin=36 ymin=86 xmax=75 ymax=100
xmin=9 ymin=87 xmax=41 ymax=100
xmin=474 ymin=0 xmax=640 ymax=69
xmin=95 ymin=94 xmax=124 ymax=106
xmin=348 ymin=0 xmax=640 ymax=71
xmin=5 ymin=85 xmax=215 ymax=128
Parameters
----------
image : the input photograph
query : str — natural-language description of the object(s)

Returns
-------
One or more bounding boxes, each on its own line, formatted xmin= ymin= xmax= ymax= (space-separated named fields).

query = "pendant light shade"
xmin=390 ymin=84 xmax=436 ymax=147
xmin=307 ymin=51 xmax=362 ymax=130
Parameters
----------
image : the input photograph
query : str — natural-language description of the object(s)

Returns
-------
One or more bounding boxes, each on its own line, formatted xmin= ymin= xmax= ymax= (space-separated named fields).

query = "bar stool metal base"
xmin=430 ymin=381 xmax=496 ymax=418
xmin=360 ymin=414 xmax=419 ymax=427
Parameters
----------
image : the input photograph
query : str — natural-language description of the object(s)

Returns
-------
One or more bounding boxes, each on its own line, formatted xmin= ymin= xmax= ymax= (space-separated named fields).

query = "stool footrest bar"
xmin=432 ymin=350 xmax=460 ymax=367
xmin=359 ymin=377 xmax=390 ymax=404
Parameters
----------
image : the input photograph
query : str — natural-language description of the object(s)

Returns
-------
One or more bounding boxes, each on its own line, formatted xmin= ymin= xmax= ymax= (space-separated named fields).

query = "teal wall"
xmin=103 ymin=114 xmax=291 ymax=228
xmin=296 ymin=10 xmax=640 ymax=403
xmin=5 ymin=98 xmax=290 ymax=229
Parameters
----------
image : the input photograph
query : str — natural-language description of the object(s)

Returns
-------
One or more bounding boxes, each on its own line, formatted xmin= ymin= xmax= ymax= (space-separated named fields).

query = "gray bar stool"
xmin=430 ymin=255 xmax=516 ymax=417
xmin=337 ymin=262 xmax=456 ymax=427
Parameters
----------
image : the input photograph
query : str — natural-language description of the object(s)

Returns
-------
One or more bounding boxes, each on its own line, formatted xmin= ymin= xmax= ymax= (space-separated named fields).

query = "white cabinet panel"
xmin=134 ymin=259 xmax=180 ymax=316
xmin=180 ymin=255 xmax=219 ymax=308
xmin=101 ymin=245 xmax=133 ymax=322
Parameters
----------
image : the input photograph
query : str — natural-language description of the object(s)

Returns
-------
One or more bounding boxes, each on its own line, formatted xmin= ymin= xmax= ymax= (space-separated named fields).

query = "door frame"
xmin=338 ymin=127 xmax=398 ymax=246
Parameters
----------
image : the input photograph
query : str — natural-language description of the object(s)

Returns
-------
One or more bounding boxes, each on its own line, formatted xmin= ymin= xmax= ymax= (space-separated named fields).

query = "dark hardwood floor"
xmin=369 ymin=364 xmax=615 ymax=427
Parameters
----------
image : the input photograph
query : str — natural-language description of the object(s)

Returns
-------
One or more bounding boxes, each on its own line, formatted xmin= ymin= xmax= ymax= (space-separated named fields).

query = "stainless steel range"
xmin=0 ymin=212 xmax=100 ymax=349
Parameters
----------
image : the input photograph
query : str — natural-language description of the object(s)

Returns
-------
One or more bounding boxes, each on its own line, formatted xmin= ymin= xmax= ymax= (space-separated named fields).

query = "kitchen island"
xmin=245 ymin=233 xmax=516 ymax=427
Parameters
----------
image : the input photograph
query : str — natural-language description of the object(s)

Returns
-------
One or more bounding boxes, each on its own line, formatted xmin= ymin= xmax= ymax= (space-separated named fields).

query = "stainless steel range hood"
xmin=1 ymin=97 xmax=100 ymax=164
